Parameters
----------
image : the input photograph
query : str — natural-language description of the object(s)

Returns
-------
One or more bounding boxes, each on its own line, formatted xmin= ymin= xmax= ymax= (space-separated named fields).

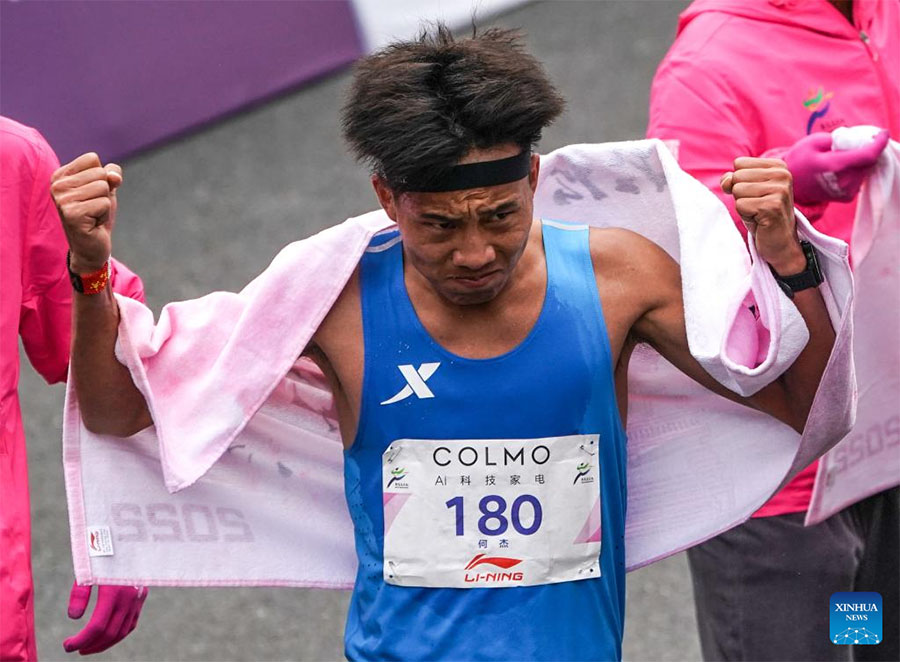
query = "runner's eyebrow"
xmin=421 ymin=212 xmax=463 ymax=222
xmin=419 ymin=199 xmax=520 ymax=223
xmin=420 ymin=201 xmax=520 ymax=222
xmin=479 ymin=201 xmax=519 ymax=217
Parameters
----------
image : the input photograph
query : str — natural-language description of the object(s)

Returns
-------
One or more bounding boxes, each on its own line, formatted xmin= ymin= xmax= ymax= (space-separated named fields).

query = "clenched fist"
xmin=721 ymin=157 xmax=806 ymax=276
xmin=51 ymin=153 xmax=122 ymax=273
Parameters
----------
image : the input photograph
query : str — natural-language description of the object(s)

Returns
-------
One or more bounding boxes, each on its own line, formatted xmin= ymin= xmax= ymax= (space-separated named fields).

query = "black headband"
xmin=403 ymin=150 xmax=532 ymax=192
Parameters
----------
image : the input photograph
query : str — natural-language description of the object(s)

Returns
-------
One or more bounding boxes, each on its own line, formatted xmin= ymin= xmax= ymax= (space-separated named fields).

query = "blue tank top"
xmin=344 ymin=221 xmax=628 ymax=661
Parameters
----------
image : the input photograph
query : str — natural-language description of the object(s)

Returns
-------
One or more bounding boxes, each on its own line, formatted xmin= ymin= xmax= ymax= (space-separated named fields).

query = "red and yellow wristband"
xmin=66 ymin=251 xmax=110 ymax=295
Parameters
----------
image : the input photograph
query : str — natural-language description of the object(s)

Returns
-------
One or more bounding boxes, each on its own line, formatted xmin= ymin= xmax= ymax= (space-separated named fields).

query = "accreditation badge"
xmin=382 ymin=434 xmax=601 ymax=588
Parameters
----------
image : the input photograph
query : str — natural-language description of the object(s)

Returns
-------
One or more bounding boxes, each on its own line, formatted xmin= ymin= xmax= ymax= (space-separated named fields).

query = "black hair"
xmin=341 ymin=23 xmax=565 ymax=191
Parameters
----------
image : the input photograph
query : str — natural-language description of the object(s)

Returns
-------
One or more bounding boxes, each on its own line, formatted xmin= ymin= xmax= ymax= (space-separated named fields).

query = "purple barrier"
xmin=1 ymin=1 xmax=362 ymax=162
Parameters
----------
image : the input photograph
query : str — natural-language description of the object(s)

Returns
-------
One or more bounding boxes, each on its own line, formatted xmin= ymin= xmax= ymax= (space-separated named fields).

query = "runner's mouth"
xmin=449 ymin=270 xmax=502 ymax=288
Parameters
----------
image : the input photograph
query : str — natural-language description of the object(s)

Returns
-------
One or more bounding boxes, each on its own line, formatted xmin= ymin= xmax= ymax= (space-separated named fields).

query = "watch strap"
xmin=771 ymin=241 xmax=824 ymax=299
xmin=67 ymin=251 xmax=110 ymax=295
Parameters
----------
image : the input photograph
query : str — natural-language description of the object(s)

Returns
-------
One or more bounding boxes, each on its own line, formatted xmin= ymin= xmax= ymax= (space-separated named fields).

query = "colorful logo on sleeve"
xmin=803 ymin=86 xmax=835 ymax=135
xmin=830 ymin=592 xmax=882 ymax=646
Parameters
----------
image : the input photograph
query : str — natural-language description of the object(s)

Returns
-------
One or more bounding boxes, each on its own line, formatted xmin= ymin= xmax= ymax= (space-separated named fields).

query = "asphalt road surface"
xmin=20 ymin=1 xmax=702 ymax=660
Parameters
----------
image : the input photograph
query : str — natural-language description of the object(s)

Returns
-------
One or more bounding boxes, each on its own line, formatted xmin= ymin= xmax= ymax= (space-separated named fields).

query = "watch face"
xmin=802 ymin=241 xmax=824 ymax=285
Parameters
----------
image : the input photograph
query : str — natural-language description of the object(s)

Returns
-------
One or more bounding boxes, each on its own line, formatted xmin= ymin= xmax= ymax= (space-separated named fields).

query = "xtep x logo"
xmin=380 ymin=363 xmax=440 ymax=405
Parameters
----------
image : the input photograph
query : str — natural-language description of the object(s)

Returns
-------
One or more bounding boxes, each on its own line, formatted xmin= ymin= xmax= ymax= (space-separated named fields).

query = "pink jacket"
xmin=648 ymin=0 xmax=899 ymax=244
xmin=647 ymin=0 xmax=898 ymax=517
xmin=0 ymin=117 xmax=143 ymax=662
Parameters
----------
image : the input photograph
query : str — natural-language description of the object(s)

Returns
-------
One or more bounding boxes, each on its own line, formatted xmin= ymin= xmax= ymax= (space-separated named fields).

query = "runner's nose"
xmin=451 ymin=228 xmax=496 ymax=270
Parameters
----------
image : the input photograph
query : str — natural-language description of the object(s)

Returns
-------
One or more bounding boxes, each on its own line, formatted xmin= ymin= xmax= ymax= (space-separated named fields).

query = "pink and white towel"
xmin=807 ymin=128 xmax=900 ymax=524
xmin=64 ymin=139 xmax=857 ymax=587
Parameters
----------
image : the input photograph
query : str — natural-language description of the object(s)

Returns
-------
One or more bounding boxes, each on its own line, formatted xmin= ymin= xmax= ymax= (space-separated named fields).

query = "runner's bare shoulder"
xmin=588 ymin=227 xmax=677 ymax=279
xmin=305 ymin=266 xmax=363 ymax=362
xmin=587 ymin=227 xmax=681 ymax=327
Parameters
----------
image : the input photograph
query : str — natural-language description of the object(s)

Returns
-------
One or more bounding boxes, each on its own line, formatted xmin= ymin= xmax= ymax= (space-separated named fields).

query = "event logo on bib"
xmin=386 ymin=467 xmax=409 ymax=489
xmin=573 ymin=461 xmax=593 ymax=485
xmin=830 ymin=592 xmax=882 ymax=646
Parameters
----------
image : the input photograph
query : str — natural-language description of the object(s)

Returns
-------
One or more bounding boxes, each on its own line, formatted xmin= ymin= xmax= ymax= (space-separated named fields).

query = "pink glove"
xmin=63 ymin=582 xmax=148 ymax=655
xmin=784 ymin=129 xmax=889 ymax=205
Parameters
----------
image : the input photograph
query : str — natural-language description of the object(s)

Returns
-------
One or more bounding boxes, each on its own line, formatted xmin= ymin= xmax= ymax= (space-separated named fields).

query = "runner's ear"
xmin=528 ymin=153 xmax=541 ymax=193
xmin=372 ymin=175 xmax=398 ymax=221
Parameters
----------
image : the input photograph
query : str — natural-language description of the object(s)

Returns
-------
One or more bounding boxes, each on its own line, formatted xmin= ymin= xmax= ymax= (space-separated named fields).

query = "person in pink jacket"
xmin=648 ymin=1 xmax=898 ymax=661
xmin=1 ymin=116 xmax=148 ymax=660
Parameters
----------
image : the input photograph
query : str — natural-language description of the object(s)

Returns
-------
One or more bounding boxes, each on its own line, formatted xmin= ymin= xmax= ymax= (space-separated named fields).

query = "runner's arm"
xmin=71 ymin=287 xmax=153 ymax=435
xmin=52 ymin=153 xmax=153 ymax=436
xmin=630 ymin=159 xmax=835 ymax=432
xmin=631 ymin=239 xmax=834 ymax=433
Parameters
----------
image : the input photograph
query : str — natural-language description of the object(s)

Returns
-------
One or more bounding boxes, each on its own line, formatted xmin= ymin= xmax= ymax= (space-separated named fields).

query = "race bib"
xmin=382 ymin=434 xmax=602 ymax=588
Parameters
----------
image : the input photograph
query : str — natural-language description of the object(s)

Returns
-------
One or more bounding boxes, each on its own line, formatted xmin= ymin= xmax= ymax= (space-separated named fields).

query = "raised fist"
xmin=721 ymin=157 xmax=805 ymax=275
xmin=51 ymin=152 xmax=122 ymax=273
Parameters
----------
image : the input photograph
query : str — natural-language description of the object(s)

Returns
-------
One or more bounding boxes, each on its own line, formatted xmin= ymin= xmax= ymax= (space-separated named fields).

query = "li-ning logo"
xmin=464 ymin=554 xmax=524 ymax=583
xmin=86 ymin=526 xmax=114 ymax=557
xmin=386 ymin=467 xmax=408 ymax=489
xmin=380 ymin=363 xmax=440 ymax=405
xmin=803 ymin=86 xmax=834 ymax=135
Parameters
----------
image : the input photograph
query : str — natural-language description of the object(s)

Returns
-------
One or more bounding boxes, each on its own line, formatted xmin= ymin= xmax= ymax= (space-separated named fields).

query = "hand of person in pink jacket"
xmin=63 ymin=582 xmax=147 ymax=655
xmin=784 ymin=129 xmax=889 ymax=205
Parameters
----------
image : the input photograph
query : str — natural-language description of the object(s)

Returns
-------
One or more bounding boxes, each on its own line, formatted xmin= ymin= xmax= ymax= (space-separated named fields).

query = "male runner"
xmin=53 ymin=27 xmax=837 ymax=661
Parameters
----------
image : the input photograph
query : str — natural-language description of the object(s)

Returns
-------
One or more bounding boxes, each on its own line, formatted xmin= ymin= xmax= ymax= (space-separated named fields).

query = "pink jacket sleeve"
xmin=110 ymin=258 xmax=145 ymax=303
xmin=18 ymin=136 xmax=71 ymax=384
xmin=647 ymin=58 xmax=760 ymax=240
xmin=648 ymin=56 xmax=830 ymax=238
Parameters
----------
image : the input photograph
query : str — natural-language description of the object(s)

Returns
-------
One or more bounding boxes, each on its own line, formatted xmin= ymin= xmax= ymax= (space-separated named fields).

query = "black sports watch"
xmin=770 ymin=241 xmax=824 ymax=299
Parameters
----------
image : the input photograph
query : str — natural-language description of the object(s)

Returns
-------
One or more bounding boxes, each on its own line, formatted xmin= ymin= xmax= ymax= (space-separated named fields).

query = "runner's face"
xmin=374 ymin=145 xmax=540 ymax=306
